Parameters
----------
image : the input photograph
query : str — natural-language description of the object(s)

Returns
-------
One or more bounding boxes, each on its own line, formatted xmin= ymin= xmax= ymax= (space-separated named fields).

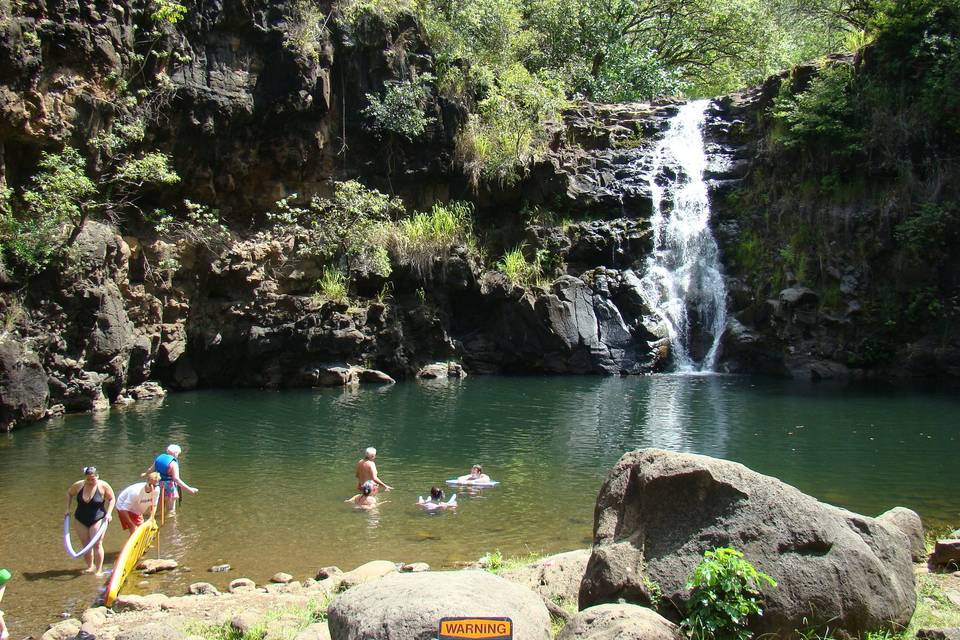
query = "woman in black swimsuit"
xmin=64 ymin=466 xmax=115 ymax=575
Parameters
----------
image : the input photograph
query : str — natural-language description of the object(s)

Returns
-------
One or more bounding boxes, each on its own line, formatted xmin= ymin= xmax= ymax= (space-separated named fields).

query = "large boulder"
xmin=327 ymin=570 xmax=550 ymax=640
xmin=0 ymin=338 xmax=49 ymax=431
xmin=557 ymin=604 xmax=681 ymax=640
xmin=877 ymin=506 xmax=926 ymax=562
xmin=579 ymin=449 xmax=916 ymax=637
xmin=501 ymin=549 xmax=590 ymax=605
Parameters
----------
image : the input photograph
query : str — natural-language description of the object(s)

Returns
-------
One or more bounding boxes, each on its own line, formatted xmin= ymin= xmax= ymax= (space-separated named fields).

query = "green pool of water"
xmin=1 ymin=375 xmax=958 ymax=635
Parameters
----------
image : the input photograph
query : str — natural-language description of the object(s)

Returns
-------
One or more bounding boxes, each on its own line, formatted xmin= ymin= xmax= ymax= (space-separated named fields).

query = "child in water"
xmin=345 ymin=481 xmax=385 ymax=510
xmin=418 ymin=486 xmax=457 ymax=509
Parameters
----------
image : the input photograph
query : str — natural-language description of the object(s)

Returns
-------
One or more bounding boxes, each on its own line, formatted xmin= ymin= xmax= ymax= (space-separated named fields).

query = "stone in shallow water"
xmin=271 ymin=571 xmax=294 ymax=583
xmin=188 ymin=581 xmax=220 ymax=595
xmin=137 ymin=558 xmax=178 ymax=573
xmin=228 ymin=577 xmax=256 ymax=593
xmin=209 ymin=563 xmax=231 ymax=572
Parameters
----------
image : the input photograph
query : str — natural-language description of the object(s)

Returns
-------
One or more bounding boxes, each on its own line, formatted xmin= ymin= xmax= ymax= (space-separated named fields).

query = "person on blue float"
xmin=456 ymin=464 xmax=491 ymax=484
xmin=143 ymin=444 xmax=198 ymax=513
xmin=65 ymin=466 xmax=115 ymax=575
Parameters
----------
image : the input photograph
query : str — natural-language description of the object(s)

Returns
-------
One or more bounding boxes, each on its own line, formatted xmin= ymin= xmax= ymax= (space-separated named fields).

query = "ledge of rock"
xmin=501 ymin=549 xmax=590 ymax=605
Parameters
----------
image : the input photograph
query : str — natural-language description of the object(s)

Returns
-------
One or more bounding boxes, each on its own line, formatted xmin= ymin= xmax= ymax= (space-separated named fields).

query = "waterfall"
xmin=637 ymin=100 xmax=728 ymax=372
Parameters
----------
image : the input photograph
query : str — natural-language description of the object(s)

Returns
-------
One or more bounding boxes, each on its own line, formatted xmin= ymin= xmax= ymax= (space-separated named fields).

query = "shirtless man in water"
xmin=355 ymin=447 xmax=393 ymax=495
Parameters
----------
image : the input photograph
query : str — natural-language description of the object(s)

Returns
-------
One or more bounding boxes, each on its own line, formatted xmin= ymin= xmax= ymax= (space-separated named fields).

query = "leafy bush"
xmin=283 ymin=0 xmax=330 ymax=62
xmin=154 ymin=200 xmax=231 ymax=252
xmin=773 ymin=63 xmax=864 ymax=159
xmin=363 ymin=74 xmax=436 ymax=141
xmin=895 ymin=203 xmax=960 ymax=252
xmin=681 ymin=547 xmax=776 ymax=640
xmin=151 ymin=0 xmax=187 ymax=24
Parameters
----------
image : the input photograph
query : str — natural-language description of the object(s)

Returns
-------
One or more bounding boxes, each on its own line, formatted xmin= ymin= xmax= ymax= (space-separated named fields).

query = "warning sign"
xmin=438 ymin=617 xmax=513 ymax=639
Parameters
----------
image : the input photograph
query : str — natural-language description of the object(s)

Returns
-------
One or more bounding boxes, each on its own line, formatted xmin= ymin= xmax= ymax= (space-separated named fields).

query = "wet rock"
xmin=317 ymin=364 xmax=355 ymax=387
xmin=42 ymin=618 xmax=81 ymax=640
xmin=417 ymin=362 xmax=466 ymax=379
xmin=501 ymin=549 xmax=590 ymax=605
xmin=877 ymin=507 xmax=926 ymax=562
xmin=271 ymin=571 xmax=294 ymax=583
xmin=779 ymin=287 xmax=819 ymax=310
xmin=356 ymin=368 xmax=395 ymax=384
xmin=129 ymin=382 xmax=167 ymax=400
xmin=557 ymin=604 xmax=681 ymax=640
xmin=209 ymin=563 xmax=231 ymax=573
xmin=328 ymin=571 xmax=550 ymax=640
xmin=316 ymin=566 xmax=342 ymax=580
xmin=339 ymin=560 xmax=398 ymax=590
xmin=228 ymin=577 xmax=256 ymax=593
xmin=188 ymin=582 xmax=220 ymax=595
xmin=0 ymin=338 xmax=50 ymax=431
xmin=580 ymin=449 xmax=916 ymax=637
xmin=401 ymin=562 xmax=430 ymax=572
xmin=137 ymin=558 xmax=178 ymax=573
xmin=929 ymin=540 xmax=960 ymax=570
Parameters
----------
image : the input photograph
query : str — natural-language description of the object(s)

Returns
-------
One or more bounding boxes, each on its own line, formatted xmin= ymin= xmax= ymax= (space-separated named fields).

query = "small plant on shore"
xmin=681 ymin=547 xmax=776 ymax=640
xmin=479 ymin=550 xmax=504 ymax=573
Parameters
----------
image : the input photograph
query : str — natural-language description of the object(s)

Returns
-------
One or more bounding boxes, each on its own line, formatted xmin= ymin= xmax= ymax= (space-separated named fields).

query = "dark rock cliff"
xmin=1 ymin=2 xmax=957 ymax=431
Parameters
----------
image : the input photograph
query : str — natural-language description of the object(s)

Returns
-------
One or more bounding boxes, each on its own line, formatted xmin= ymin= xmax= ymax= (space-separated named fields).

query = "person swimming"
xmin=345 ymin=481 xmax=386 ymax=510
xmin=456 ymin=464 xmax=491 ymax=484
xmin=417 ymin=486 xmax=457 ymax=510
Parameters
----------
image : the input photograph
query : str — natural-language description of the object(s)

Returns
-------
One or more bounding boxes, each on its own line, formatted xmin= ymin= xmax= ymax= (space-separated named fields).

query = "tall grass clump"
xmin=385 ymin=201 xmax=474 ymax=278
xmin=498 ymin=245 xmax=541 ymax=287
xmin=315 ymin=267 xmax=348 ymax=303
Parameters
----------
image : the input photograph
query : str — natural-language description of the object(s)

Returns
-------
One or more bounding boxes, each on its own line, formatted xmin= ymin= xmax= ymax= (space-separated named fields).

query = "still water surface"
xmin=1 ymin=375 xmax=958 ymax=635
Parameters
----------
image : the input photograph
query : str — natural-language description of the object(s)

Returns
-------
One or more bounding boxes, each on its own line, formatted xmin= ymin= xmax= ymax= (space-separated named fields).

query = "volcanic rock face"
xmin=579 ymin=449 xmax=916 ymax=637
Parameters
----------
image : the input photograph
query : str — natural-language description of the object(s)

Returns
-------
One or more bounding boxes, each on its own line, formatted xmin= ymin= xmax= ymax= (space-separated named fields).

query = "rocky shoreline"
xmin=31 ymin=450 xmax=960 ymax=640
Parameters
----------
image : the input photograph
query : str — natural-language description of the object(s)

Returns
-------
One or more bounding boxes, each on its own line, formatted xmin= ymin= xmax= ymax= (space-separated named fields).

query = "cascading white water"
xmin=638 ymin=99 xmax=727 ymax=372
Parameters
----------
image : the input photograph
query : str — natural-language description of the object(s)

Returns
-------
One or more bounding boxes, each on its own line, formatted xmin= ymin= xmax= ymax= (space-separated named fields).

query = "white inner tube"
xmin=63 ymin=514 xmax=109 ymax=559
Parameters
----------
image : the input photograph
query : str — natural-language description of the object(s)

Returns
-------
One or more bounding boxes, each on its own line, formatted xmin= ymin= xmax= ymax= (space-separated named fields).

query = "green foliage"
xmin=456 ymin=64 xmax=567 ymax=184
xmin=498 ymin=245 xmax=542 ymax=286
xmin=115 ymin=152 xmax=180 ymax=186
xmin=283 ymin=0 xmax=330 ymax=62
xmin=316 ymin=267 xmax=349 ymax=303
xmin=151 ymin=0 xmax=187 ymax=23
xmin=0 ymin=148 xmax=95 ymax=271
xmin=384 ymin=200 xmax=474 ymax=277
xmin=339 ymin=0 xmax=414 ymax=27
xmin=363 ymin=74 xmax=436 ymax=141
xmin=773 ymin=63 xmax=864 ymax=159
xmin=479 ymin=549 xmax=545 ymax=575
xmin=681 ymin=547 xmax=776 ymax=640
xmin=154 ymin=200 xmax=231 ymax=251
xmin=186 ymin=599 xmax=330 ymax=640
xmin=895 ymin=203 xmax=960 ymax=252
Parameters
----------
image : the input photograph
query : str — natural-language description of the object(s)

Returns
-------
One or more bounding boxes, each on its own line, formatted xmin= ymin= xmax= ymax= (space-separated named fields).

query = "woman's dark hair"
xmin=361 ymin=481 xmax=373 ymax=496
xmin=430 ymin=486 xmax=444 ymax=501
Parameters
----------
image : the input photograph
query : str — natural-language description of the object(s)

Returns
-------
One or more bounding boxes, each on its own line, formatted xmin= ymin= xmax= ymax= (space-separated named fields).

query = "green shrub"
xmin=498 ymin=245 xmax=542 ymax=286
xmin=283 ymin=0 xmax=330 ymax=62
xmin=316 ymin=267 xmax=348 ymax=303
xmin=363 ymin=74 xmax=435 ymax=142
xmin=681 ymin=547 xmax=776 ymax=640
xmin=895 ymin=203 xmax=960 ymax=252
xmin=382 ymin=201 xmax=474 ymax=278
xmin=774 ymin=63 xmax=864 ymax=160
xmin=151 ymin=0 xmax=187 ymax=23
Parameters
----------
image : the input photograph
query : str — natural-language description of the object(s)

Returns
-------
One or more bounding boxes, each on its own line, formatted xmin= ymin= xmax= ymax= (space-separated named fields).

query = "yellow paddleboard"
xmin=104 ymin=518 xmax=159 ymax=607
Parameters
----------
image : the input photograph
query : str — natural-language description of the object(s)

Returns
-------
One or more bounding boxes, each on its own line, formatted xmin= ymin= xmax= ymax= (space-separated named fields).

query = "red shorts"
xmin=117 ymin=510 xmax=144 ymax=531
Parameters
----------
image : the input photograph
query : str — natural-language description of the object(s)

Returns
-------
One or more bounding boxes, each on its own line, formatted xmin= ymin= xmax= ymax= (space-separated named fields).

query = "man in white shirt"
xmin=115 ymin=472 xmax=161 ymax=535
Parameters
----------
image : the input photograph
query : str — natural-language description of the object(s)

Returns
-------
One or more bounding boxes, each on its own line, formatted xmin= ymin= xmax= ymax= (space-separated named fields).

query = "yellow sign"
xmin=438 ymin=617 xmax=513 ymax=639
